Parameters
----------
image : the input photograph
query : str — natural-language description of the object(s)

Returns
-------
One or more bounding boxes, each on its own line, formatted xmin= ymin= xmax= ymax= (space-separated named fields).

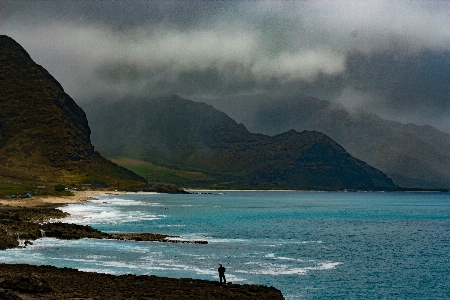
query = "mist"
xmin=2 ymin=0 xmax=449 ymax=133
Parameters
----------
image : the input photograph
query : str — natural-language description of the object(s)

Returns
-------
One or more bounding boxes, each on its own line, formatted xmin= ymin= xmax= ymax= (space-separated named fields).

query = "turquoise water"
xmin=1 ymin=191 xmax=449 ymax=299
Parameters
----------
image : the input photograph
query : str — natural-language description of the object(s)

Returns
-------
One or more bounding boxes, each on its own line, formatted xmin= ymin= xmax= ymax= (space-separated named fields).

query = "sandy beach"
xmin=0 ymin=190 xmax=123 ymax=208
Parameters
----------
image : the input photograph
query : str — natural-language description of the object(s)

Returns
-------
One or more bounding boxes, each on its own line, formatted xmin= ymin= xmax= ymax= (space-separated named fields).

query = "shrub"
xmin=54 ymin=184 xmax=66 ymax=192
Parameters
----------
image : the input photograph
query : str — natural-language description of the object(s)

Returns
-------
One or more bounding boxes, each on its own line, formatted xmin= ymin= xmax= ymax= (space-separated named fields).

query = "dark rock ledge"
xmin=0 ymin=205 xmax=207 ymax=249
xmin=0 ymin=264 xmax=284 ymax=300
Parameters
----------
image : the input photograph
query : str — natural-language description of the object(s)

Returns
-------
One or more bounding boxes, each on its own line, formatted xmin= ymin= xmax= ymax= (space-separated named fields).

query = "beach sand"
xmin=0 ymin=190 xmax=123 ymax=208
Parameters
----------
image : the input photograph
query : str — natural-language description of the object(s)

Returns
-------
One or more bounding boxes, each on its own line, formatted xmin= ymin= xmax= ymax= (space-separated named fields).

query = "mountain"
xmin=83 ymin=96 xmax=396 ymax=190
xmin=0 ymin=35 xmax=145 ymax=189
xmin=223 ymin=95 xmax=450 ymax=189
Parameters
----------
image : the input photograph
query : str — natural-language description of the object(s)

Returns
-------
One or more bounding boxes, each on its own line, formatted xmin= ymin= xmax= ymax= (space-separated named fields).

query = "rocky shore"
xmin=0 ymin=205 xmax=207 ymax=248
xmin=0 ymin=195 xmax=284 ymax=299
xmin=0 ymin=264 xmax=284 ymax=300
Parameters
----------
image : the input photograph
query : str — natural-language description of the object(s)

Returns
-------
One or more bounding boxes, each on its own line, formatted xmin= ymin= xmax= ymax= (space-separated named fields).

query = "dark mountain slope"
xmin=241 ymin=95 xmax=450 ymax=189
xmin=84 ymin=96 xmax=396 ymax=190
xmin=86 ymin=97 xmax=251 ymax=165
xmin=0 ymin=35 xmax=145 ymax=187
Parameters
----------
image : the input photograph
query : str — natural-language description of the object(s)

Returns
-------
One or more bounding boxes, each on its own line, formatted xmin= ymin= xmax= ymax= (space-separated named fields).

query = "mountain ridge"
xmin=236 ymin=95 xmax=450 ymax=189
xmin=84 ymin=96 xmax=396 ymax=190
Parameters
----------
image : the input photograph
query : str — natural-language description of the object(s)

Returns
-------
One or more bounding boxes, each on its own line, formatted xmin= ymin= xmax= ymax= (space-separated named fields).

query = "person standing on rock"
xmin=218 ymin=264 xmax=226 ymax=286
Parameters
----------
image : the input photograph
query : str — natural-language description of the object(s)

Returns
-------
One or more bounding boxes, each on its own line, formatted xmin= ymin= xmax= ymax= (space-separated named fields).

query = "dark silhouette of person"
xmin=218 ymin=264 xmax=226 ymax=285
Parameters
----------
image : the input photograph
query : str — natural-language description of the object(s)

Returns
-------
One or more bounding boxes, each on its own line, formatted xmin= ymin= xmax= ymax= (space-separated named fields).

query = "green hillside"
xmin=110 ymin=157 xmax=222 ymax=187
xmin=0 ymin=35 xmax=146 ymax=194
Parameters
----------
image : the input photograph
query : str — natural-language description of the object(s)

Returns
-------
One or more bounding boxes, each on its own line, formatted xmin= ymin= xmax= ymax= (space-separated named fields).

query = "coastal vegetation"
xmin=110 ymin=158 xmax=215 ymax=186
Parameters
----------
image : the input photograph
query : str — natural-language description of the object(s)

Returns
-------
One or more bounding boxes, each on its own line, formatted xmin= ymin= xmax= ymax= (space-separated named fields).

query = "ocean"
xmin=1 ymin=191 xmax=449 ymax=299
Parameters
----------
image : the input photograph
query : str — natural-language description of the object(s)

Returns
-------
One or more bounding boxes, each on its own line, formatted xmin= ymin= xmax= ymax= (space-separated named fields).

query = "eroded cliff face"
xmin=0 ymin=35 xmax=145 ymax=185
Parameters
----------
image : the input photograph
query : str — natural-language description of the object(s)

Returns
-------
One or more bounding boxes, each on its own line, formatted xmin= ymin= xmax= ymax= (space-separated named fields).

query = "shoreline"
xmin=0 ymin=190 xmax=116 ymax=208
xmin=0 ymin=190 xmax=285 ymax=299
xmin=0 ymin=263 xmax=284 ymax=300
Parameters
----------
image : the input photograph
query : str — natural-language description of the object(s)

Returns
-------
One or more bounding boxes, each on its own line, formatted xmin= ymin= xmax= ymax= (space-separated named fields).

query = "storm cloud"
xmin=2 ymin=0 xmax=449 ymax=133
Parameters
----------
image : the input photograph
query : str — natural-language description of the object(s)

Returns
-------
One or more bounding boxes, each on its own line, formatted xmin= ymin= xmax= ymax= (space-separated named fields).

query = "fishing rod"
xmin=226 ymin=247 xmax=239 ymax=267
xmin=217 ymin=247 xmax=238 ymax=267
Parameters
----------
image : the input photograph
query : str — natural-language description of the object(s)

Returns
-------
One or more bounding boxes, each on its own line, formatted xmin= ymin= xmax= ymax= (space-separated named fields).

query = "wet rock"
xmin=40 ymin=222 xmax=109 ymax=240
xmin=110 ymin=233 xmax=208 ymax=244
xmin=0 ymin=264 xmax=285 ymax=299
xmin=0 ymin=274 xmax=52 ymax=293
xmin=0 ymin=229 xmax=18 ymax=250
xmin=0 ymin=288 xmax=23 ymax=300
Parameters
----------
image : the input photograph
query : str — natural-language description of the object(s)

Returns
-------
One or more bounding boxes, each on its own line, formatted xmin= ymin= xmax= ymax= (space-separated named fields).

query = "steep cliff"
xmin=0 ymin=35 xmax=145 ymax=187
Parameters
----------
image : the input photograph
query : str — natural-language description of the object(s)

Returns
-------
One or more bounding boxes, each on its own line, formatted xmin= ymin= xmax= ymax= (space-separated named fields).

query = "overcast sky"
xmin=2 ymin=0 xmax=450 ymax=133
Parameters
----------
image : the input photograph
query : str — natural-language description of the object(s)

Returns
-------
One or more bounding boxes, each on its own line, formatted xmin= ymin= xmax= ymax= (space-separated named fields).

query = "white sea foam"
xmin=277 ymin=256 xmax=305 ymax=262
xmin=315 ymin=262 xmax=342 ymax=270
xmin=90 ymin=197 xmax=161 ymax=207
xmin=241 ymin=252 xmax=342 ymax=276
xmin=138 ymin=256 xmax=246 ymax=281
xmin=57 ymin=201 xmax=163 ymax=225
xmin=298 ymin=240 xmax=323 ymax=244
xmin=50 ymin=257 xmax=100 ymax=264
xmin=85 ymin=254 xmax=114 ymax=260
xmin=77 ymin=268 xmax=119 ymax=275
xmin=264 ymin=240 xmax=323 ymax=247
xmin=237 ymin=261 xmax=342 ymax=276
xmin=20 ymin=237 xmax=62 ymax=248
xmin=54 ymin=194 xmax=172 ymax=227
xmin=102 ymin=261 xmax=142 ymax=269
xmin=205 ymin=238 xmax=248 ymax=243
xmin=264 ymin=253 xmax=305 ymax=262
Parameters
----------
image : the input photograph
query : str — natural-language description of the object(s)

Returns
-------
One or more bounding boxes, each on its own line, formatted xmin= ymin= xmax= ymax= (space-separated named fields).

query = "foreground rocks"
xmin=0 ymin=264 xmax=285 ymax=300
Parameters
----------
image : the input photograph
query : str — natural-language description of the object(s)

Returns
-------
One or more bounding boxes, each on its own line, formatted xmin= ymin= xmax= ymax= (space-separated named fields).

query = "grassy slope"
xmin=110 ymin=158 xmax=245 ymax=189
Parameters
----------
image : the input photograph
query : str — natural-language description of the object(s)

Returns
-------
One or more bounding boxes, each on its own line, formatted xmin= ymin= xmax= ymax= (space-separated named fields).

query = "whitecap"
xmin=77 ymin=268 xmax=119 ymax=275
xmin=102 ymin=261 xmax=142 ymax=269
xmin=85 ymin=254 xmax=114 ymax=260
xmin=57 ymin=206 xmax=162 ymax=225
xmin=239 ymin=258 xmax=342 ymax=276
xmin=264 ymin=254 xmax=305 ymax=262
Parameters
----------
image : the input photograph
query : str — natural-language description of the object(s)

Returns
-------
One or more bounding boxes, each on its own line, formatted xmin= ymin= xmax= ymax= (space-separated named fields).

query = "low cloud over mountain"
xmin=2 ymin=1 xmax=450 ymax=133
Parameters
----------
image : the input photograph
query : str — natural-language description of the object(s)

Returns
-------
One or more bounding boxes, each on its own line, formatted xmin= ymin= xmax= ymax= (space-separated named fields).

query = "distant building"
xmin=81 ymin=184 xmax=92 ymax=190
